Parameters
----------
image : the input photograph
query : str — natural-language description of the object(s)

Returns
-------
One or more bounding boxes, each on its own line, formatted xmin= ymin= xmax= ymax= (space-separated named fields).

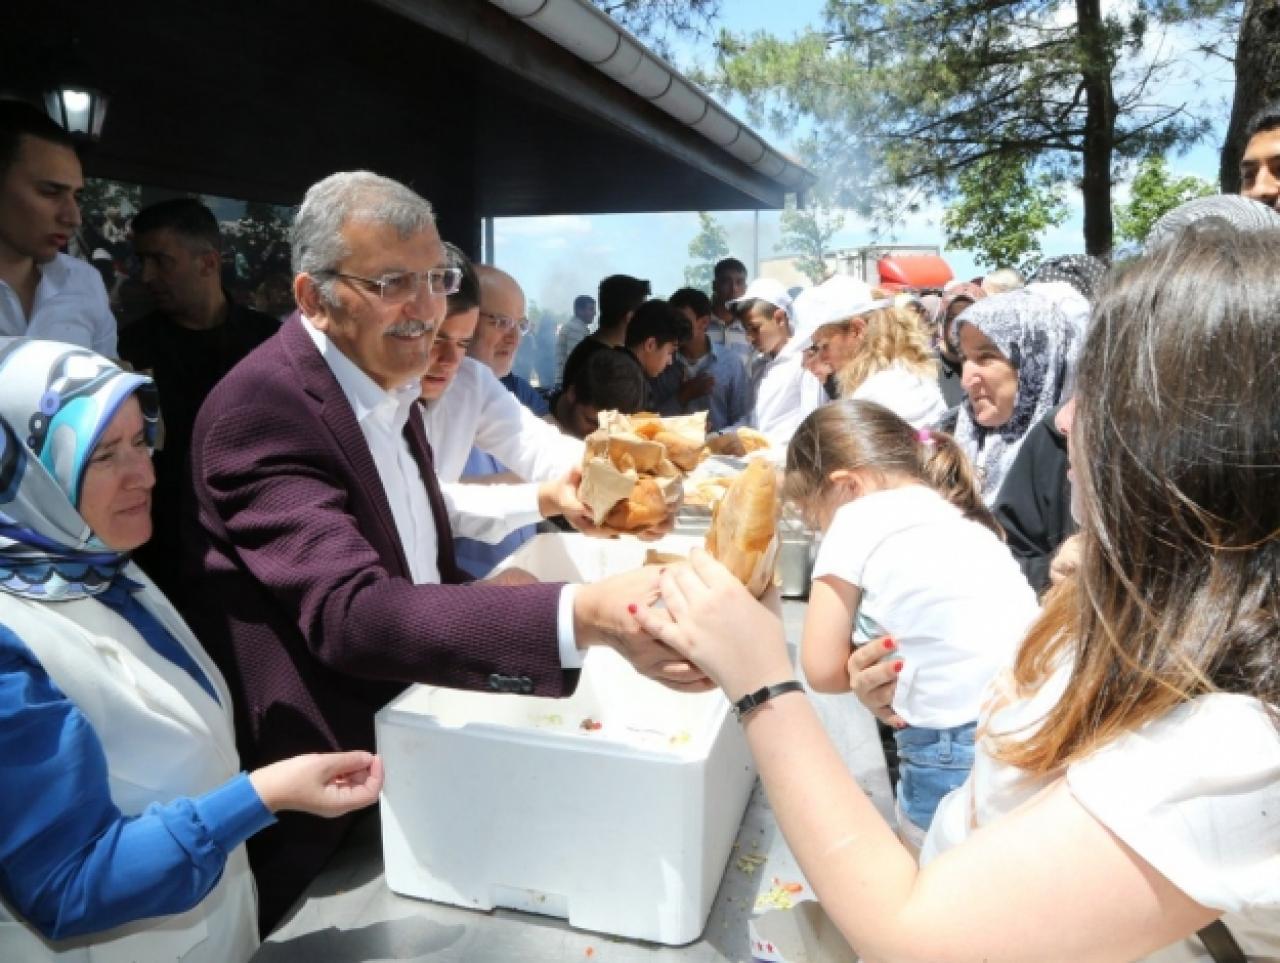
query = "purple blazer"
xmin=181 ymin=318 xmax=573 ymax=926
xmin=184 ymin=316 xmax=573 ymax=761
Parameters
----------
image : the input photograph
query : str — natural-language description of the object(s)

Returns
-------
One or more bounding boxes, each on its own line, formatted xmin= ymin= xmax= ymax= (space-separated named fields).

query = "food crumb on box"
xmin=580 ymin=717 xmax=603 ymax=731
xmin=669 ymin=730 xmax=691 ymax=746
xmin=755 ymin=885 xmax=797 ymax=912
xmin=532 ymin=713 xmax=564 ymax=727
xmin=737 ymin=852 xmax=768 ymax=875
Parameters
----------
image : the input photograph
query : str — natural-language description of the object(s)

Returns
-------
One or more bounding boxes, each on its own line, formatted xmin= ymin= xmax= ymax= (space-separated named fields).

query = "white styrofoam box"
xmin=377 ymin=533 xmax=758 ymax=945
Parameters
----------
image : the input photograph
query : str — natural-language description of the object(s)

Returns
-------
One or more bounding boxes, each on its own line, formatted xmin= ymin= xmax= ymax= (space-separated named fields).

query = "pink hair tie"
xmin=916 ymin=429 xmax=933 ymax=444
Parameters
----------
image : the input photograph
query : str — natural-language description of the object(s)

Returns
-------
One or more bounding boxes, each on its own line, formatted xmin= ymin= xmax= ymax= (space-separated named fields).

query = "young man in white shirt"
xmin=419 ymin=248 xmax=595 ymax=561
xmin=732 ymin=277 xmax=824 ymax=447
xmin=0 ymin=100 xmax=115 ymax=354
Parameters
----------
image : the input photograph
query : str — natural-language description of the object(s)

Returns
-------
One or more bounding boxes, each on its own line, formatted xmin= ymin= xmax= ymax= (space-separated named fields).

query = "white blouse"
xmin=924 ymin=662 xmax=1280 ymax=961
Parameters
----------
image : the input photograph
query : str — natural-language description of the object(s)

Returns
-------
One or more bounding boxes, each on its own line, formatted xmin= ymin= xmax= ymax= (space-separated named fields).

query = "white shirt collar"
xmin=37 ymin=252 xmax=70 ymax=292
xmin=0 ymin=252 xmax=69 ymax=299
xmin=301 ymin=314 xmax=419 ymax=430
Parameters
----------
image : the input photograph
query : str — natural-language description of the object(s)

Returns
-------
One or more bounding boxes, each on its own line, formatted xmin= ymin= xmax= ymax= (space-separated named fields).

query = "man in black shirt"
xmin=560 ymin=273 xmax=650 ymax=391
xmin=119 ymin=198 xmax=279 ymax=599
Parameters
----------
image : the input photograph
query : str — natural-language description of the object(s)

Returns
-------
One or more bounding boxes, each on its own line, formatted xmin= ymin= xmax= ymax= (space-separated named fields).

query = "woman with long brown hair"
xmin=632 ymin=223 xmax=1280 ymax=961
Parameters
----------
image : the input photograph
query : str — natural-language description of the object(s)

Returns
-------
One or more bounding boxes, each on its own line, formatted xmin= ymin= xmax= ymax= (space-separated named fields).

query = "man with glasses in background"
xmin=182 ymin=172 xmax=708 ymax=932
xmin=421 ymin=248 xmax=601 ymax=577
xmin=467 ymin=263 xmax=547 ymax=415
xmin=453 ymin=264 xmax=556 ymax=574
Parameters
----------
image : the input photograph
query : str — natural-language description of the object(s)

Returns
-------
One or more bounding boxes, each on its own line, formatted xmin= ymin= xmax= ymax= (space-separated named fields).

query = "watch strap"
xmin=732 ymin=680 xmax=804 ymax=721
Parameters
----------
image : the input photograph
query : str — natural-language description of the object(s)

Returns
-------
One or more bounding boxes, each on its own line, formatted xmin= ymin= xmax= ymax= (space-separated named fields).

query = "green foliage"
xmin=708 ymin=0 xmax=1234 ymax=251
xmin=1114 ymin=154 xmax=1217 ymax=243
xmin=778 ymin=197 xmax=845 ymax=284
xmin=684 ymin=211 xmax=731 ymax=290
xmin=942 ymin=155 xmax=1069 ymax=275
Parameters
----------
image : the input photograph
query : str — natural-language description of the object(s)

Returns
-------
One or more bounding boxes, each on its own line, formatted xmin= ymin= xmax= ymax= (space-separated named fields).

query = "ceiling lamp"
xmin=44 ymin=86 xmax=108 ymax=140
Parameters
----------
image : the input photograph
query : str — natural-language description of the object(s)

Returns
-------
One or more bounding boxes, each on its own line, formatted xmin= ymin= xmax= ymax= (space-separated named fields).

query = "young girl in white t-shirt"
xmin=786 ymin=399 xmax=1039 ymax=844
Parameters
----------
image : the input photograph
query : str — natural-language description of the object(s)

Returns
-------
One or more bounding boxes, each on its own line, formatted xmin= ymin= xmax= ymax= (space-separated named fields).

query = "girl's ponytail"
xmin=917 ymin=430 xmax=1004 ymax=538
xmin=787 ymin=400 xmax=1005 ymax=540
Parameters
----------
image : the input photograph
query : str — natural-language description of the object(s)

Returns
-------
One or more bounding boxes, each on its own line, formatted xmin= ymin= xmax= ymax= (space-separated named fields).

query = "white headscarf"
xmin=953 ymin=288 xmax=1081 ymax=504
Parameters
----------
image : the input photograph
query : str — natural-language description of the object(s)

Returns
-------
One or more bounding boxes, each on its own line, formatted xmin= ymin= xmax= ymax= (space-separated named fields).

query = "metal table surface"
xmin=253 ymin=600 xmax=892 ymax=963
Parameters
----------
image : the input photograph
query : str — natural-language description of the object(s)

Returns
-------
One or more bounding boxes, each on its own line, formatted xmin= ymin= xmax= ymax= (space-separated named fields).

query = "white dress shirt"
xmin=302 ymin=317 xmax=440 ymax=584
xmin=0 ymin=252 xmax=117 ymax=355
xmin=749 ymin=347 xmax=824 ymax=448
xmin=423 ymin=357 xmax=583 ymax=545
xmin=303 ymin=321 xmax=583 ymax=667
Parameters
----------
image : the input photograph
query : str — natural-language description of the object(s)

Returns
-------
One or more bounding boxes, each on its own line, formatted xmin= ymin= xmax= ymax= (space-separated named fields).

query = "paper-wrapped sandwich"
xmin=705 ymin=458 xmax=780 ymax=597
xmin=627 ymin=412 xmax=708 ymax=472
xmin=705 ymin=427 xmax=771 ymax=458
xmin=578 ymin=411 xmax=686 ymax=534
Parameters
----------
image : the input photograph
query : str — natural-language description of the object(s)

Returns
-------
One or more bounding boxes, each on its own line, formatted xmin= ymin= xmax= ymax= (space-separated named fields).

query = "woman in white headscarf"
xmin=0 ymin=339 xmax=381 ymax=962
xmin=951 ymin=288 xmax=1081 ymax=504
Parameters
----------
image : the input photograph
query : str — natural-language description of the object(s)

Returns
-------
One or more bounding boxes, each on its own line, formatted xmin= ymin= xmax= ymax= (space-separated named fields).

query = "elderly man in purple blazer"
xmin=181 ymin=171 xmax=708 ymax=932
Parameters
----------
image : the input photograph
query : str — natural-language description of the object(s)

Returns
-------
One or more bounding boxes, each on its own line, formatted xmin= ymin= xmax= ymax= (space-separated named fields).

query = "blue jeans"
xmin=893 ymin=721 xmax=977 ymax=832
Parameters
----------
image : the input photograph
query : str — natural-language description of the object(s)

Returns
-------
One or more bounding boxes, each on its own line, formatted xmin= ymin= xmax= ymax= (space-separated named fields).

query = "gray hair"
xmin=291 ymin=171 xmax=436 ymax=306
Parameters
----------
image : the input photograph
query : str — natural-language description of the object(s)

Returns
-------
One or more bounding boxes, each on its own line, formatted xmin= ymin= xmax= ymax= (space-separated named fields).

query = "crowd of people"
xmin=0 ymin=90 xmax=1277 ymax=963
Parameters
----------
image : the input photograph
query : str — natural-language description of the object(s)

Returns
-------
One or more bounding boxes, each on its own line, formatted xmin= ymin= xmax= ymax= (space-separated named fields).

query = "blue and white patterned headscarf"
xmin=0 ymin=338 xmax=158 ymax=600
xmin=953 ymin=289 xmax=1080 ymax=504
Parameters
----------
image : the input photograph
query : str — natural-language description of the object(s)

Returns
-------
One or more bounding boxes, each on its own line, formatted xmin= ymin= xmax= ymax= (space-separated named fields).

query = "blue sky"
xmin=493 ymin=1 xmax=1237 ymax=319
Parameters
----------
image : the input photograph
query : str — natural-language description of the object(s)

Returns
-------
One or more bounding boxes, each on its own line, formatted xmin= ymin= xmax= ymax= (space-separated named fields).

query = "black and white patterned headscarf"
xmin=1028 ymin=255 xmax=1108 ymax=303
xmin=953 ymin=288 xmax=1081 ymax=504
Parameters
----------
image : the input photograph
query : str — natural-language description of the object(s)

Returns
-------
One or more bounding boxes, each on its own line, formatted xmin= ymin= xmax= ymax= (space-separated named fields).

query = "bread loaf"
xmin=705 ymin=459 xmax=779 ymax=596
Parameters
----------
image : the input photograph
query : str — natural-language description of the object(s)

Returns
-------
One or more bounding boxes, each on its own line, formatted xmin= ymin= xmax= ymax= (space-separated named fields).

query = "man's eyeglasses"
xmin=321 ymin=267 xmax=462 ymax=304
xmin=479 ymin=310 xmax=532 ymax=335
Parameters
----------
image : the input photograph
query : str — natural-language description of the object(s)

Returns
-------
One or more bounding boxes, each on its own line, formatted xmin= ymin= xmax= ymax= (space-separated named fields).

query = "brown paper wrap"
xmin=705 ymin=426 xmax=772 ymax=458
xmin=630 ymin=412 xmax=708 ymax=472
xmin=578 ymin=411 xmax=684 ymax=533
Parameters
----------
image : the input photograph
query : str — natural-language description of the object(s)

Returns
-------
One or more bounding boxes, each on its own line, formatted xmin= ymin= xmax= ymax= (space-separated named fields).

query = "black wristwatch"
xmin=732 ymin=680 xmax=804 ymax=721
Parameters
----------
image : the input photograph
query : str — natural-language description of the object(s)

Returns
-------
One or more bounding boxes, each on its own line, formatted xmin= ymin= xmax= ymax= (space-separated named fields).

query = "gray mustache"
xmin=386 ymin=320 xmax=432 ymax=337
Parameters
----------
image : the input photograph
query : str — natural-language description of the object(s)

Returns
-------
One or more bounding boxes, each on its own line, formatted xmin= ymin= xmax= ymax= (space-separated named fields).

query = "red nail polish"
xmin=627 ymin=603 xmax=638 ymax=615
xmin=882 ymin=638 xmax=895 ymax=650
xmin=893 ymin=660 xmax=904 ymax=673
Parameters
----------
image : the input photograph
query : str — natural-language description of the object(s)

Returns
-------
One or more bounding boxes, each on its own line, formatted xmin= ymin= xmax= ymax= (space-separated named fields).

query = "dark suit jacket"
xmin=182 ymin=318 xmax=576 ymax=926
xmin=183 ymin=317 xmax=574 ymax=767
